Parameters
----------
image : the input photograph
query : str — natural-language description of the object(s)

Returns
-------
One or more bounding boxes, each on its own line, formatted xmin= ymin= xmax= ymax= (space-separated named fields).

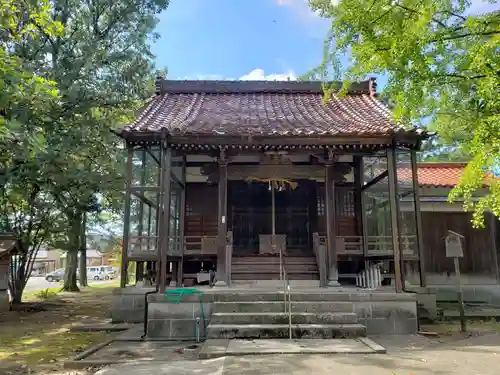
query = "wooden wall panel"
xmin=421 ymin=212 xmax=495 ymax=275
xmin=185 ymin=183 xmax=218 ymax=237
xmin=317 ymin=183 xmax=358 ymax=237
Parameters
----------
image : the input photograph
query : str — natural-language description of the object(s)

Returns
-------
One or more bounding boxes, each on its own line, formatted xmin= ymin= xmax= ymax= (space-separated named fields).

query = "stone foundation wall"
xmin=145 ymin=291 xmax=417 ymax=338
xmin=350 ymin=294 xmax=418 ymax=335
xmin=111 ymin=287 xmax=154 ymax=323
xmin=147 ymin=298 xmax=213 ymax=339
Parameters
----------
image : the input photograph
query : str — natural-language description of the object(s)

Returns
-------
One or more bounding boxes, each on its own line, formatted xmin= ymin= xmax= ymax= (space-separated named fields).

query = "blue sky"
xmin=151 ymin=0 xmax=499 ymax=87
xmin=151 ymin=0 xmax=331 ymax=81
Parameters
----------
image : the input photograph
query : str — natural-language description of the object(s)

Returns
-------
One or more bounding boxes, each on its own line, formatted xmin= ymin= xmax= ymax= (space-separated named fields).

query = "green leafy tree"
xmin=0 ymin=0 xmax=65 ymax=303
xmin=309 ymin=0 xmax=500 ymax=226
xmin=2 ymin=0 xmax=169 ymax=298
xmin=41 ymin=0 xmax=169 ymax=291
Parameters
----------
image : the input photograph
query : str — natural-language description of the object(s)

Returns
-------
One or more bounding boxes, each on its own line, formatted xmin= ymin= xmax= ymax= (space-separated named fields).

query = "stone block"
xmin=148 ymin=302 xmax=194 ymax=319
xmin=416 ymin=292 xmax=437 ymax=320
xmin=352 ymin=302 xmax=372 ymax=318
xmin=170 ymin=319 xmax=199 ymax=339
xmin=393 ymin=318 xmax=418 ymax=334
xmin=207 ymin=323 xmax=366 ymax=339
xmin=368 ymin=292 xmax=416 ymax=302
xmin=147 ymin=319 xmax=170 ymax=338
xmin=292 ymin=301 xmax=354 ymax=313
xmin=363 ymin=318 xmax=395 ymax=335
xmin=133 ymin=295 xmax=146 ymax=308
xmin=148 ymin=292 xmax=216 ymax=303
xmin=370 ymin=301 xmax=417 ymax=319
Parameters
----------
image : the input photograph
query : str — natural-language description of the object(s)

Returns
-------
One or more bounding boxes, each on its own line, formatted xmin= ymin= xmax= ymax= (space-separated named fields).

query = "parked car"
xmin=45 ymin=269 xmax=65 ymax=282
xmin=84 ymin=265 xmax=114 ymax=281
xmin=87 ymin=266 xmax=105 ymax=281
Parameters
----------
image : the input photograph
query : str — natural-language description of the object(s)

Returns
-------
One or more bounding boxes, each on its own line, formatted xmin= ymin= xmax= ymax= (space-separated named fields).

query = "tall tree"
xmin=310 ymin=0 xmax=500 ymax=226
xmin=42 ymin=0 xmax=169 ymax=291
xmin=2 ymin=0 xmax=169 ymax=298
xmin=0 ymin=0 xmax=66 ymax=303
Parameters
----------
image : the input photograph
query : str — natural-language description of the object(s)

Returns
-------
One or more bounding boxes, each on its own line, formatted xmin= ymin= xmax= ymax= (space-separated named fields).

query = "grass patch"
xmin=0 ymin=328 xmax=111 ymax=365
xmin=23 ymin=287 xmax=62 ymax=302
xmin=89 ymin=280 xmax=120 ymax=289
xmin=0 ymin=285 xmax=116 ymax=371
xmin=34 ymin=288 xmax=59 ymax=300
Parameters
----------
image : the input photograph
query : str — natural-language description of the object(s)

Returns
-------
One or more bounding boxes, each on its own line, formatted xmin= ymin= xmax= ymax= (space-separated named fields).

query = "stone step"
xmin=232 ymin=258 xmax=317 ymax=265
xmin=206 ymin=323 xmax=366 ymax=339
xmin=231 ymin=264 xmax=319 ymax=272
xmin=210 ymin=312 xmax=358 ymax=325
xmin=232 ymin=273 xmax=319 ymax=280
xmin=205 ymin=291 xmax=409 ymax=302
xmin=213 ymin=301 xmax=355 ymax=313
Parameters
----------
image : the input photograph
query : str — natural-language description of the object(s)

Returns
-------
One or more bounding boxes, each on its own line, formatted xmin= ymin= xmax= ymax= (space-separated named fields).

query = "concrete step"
xmin=231 ymin=264 xmax=319 ymax=272
xmin=210 ymin=312 xmax=358 ymax=325
xmin=206 ymin=323 xmax=366 ymax=339
xmin=213 ymin=301 xmax=354 ymax=313
xmin=232 ymin=273 xmax=319 ymax=280
xmin=230 ymin=280 xmax=320 ymax=288
xmin=232 ymin=258 xmax=317 ymax=265
xmin=205 ymin=291 xmax=410 ymax=302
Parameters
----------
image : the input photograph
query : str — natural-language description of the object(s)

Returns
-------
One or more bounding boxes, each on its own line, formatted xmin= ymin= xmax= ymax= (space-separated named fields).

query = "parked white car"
xmin=86 ymin=265 xmax=116 ymax=281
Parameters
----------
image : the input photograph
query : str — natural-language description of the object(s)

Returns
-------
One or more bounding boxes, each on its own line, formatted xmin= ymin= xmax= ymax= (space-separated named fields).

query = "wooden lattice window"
xmin=336 ymin=189 xmax=356 ymax=217
xmin=316 ymin=185 xmax=325 ymax=216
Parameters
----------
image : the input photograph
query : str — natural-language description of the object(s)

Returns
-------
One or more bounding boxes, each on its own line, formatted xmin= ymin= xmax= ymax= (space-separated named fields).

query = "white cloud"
xmin=177 ymin=69 xmax=297 ymax=81
xmin=239 ymin=68 xmax=297 ymax=81
xmin=273 ymin=0 xmax=331 ymax=38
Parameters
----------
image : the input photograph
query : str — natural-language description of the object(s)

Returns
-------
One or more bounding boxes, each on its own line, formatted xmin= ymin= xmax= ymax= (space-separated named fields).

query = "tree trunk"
xmin=79 ymin=213 xmax=88 ymax=287
xmin=63 ymin=251 xmax=79 ymax=292
xmin=10 ymin=257 xmax=26 ymax=304
xmin=62 ymin=212 xmax=82 ymax=292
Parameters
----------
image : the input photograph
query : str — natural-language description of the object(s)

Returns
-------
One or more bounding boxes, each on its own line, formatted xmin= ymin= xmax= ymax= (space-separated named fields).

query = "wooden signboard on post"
xmin=445 ymin=230 xmax=466 ymax=332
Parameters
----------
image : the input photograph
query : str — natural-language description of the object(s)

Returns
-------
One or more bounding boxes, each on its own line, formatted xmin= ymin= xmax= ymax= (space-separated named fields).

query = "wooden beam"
xmin=387 ymin=149 xmax=403 ymax=292
xmin=121 ymin=146 xmax=134 ymax=288
xmin=159 ymin=144 xmax=172 ymax=293
xmin=131 ymin=192 xmax=155 ymax=208
xmin=325 ymin=151 xmax=340 ymax=286
xmin=215 ymin=150 xmax=229 ymax=286
xmin=145 ymin=147 xmax=160 ymax=166
xmin=225 ymin=164 xmax=351 ymax=181
xmin=361 ymin=170 xmax=389 ymax=191
xmin=411 ymin=150 xmax=427 ymax=287
xmin=355 ymin=156 xmax=369 ymax=269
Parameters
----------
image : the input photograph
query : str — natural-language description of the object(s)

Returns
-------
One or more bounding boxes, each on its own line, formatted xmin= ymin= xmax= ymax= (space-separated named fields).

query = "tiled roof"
xmin=416 ymin=163 xmax=467 ymax=188
xmin=118 ymin=79 xmax=427 ymax=140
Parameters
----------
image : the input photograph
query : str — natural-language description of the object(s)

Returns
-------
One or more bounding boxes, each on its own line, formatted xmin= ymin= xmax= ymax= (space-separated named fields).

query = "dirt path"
xmin=0 ymin=285 xmax=117 ymax=375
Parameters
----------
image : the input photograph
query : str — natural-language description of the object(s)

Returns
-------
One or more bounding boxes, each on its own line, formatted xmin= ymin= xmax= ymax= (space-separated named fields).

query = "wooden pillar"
xmin=411 ymin=150 xmax=426 ymax=287
xmin=215 ymin=150 xmax=228 ymax=286
xmin=387 ymin=148 xmax=403 ymax=292
xmin=178 ymin=155 xmax=186 ymax=287
xmin=355 ymin=156 xmax=369 ymax=270
xmin=137 ymin=149 xmax=147 ymax=241
xmin=120 ymin=146 xmax=133 ymax=288
xmin=159 ymin=144 xmax=172 ymax=294
xmin=325 ymin=152 xmax=340 ymax=286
